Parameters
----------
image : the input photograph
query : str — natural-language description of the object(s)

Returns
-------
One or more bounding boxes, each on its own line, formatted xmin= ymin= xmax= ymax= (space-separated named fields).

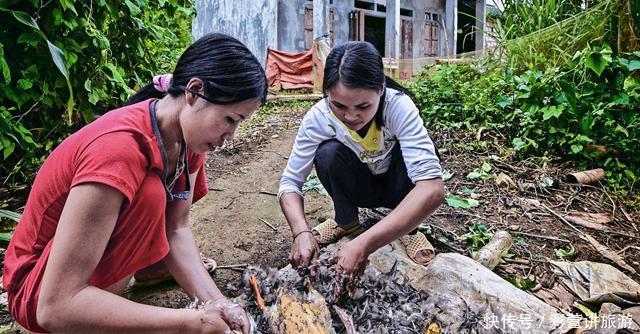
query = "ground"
xmin=126 ymin=99 xmax=639 ymax=311
xmin=1 ymin=99 xmax=639 ymax=332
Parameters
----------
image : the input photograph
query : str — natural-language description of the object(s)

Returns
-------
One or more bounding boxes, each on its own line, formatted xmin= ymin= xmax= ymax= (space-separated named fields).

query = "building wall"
xmin=278 ymin=0 xmax=306 ymax=52
xmin=192 ymin=0 xmax=278 ymax=67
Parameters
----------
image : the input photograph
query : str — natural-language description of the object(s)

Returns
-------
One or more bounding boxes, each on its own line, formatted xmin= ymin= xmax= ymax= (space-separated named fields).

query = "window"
xmin=400 ymin=8 xmax=413 ymax=17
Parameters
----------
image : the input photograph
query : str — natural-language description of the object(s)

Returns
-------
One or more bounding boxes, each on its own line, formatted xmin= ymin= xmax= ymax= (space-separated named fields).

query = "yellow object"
xmin=424 ymin=321 xmax=441 ymax=334
xmin=330 ymin=113 xmax=382 ymax=152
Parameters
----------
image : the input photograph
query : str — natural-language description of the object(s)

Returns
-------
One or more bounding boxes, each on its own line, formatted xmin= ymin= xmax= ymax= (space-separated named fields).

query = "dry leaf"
xmin=581 ymin=234 xmax=637 ymax=274
xmin=564 ymin=212 xmax=613 ymax=231
xmin=496 ymin=172 xmax=517 ymax=189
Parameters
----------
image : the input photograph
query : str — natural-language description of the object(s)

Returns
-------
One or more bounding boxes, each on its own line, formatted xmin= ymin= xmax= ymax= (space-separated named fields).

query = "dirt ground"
xmin=2 ymin=99 xmax=639 ymax=332
xmin=126 ymin=99 xmax=639 ymax=311
xmin=125 ymin=100 xmax=334 ymax=308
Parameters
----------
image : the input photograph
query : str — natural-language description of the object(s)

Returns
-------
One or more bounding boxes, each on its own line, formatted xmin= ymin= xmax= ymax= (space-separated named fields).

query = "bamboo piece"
xmin=473 ymin=231 xmax=513 ymax=270
xmin=566 ymin=168 xmax=605 ymax=184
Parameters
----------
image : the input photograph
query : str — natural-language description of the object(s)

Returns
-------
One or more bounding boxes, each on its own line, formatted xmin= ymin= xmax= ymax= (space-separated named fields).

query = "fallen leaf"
xmin=581 ymin=234 xmax=637 ymax=274
xmin=564 ymin=212 xmax=613 ymax=231
xmin=495 ymin=172 xmax=517 ymax=189
xmin=445 ymin=194 xmax=480 ymax=208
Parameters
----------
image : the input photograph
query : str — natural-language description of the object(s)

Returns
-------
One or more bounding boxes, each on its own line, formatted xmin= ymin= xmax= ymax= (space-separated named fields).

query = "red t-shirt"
xmin=2 ymin=99 xmax=208 ymax=332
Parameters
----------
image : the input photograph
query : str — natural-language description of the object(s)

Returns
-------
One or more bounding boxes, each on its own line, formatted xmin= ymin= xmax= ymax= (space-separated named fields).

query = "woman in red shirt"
xmin=3 ymin=33 xmax=267 ymax=333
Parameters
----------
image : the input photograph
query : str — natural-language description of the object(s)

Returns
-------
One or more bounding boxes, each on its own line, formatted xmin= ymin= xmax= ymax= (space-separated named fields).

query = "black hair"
xmin=322 ymin=41 xmax=412 ymax=127
xmin=126 ymin=33 xmax=267 ymax=106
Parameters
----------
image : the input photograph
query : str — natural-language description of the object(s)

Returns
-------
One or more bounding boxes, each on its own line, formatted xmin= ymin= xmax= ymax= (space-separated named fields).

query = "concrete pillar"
xmin=313 ymin=0 xmax=330 ymax=40
xmin=444 ymin=0 xmax=457 ymax=57
xmin=332 ymin=0 xmax=352 ymax=46
xmin=475 ymin=0 xmax=486 ymax=52
xmin=386 ymin=0 xmax=400 ymax=59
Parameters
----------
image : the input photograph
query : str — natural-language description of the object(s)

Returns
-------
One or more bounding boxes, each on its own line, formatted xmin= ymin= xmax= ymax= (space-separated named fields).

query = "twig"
xmin=620 ymin=207 xmax=634 ymax=223
xmin=617 ymin=246 xmax=640 ymax=255
xmin=249 ymin=275 xmax=266 ymax=310
xmin=217 ymin=263 xmax=248 ymax=269
xmin=259 ymin=190 xmax=278 ymax=196
xmin=433 ymin=212 xmax=501 ymax=225
xmin=208 ymin=187 xmax=224 ymax=191
xmin=259 ymin=217 xmax=277 ymax=231
xmin=224 ymin=198 xmax=236 ymax=209
xmin=539 ymin=203 xmax=583 ymax=234
xmin=513 ymin=231 xmax=571 ymax=243
xmin=429 ymin=223 xmax=461 ymax=239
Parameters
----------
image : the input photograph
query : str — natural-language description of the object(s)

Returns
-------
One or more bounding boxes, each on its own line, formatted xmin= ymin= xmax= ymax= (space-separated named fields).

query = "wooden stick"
xmin=249 ymin=275 xmax=265 ymax=310
xmin=539 ymin=203 xmax=583 ymax=234
xmin=259 ymin=191 xmax=278 ymax=196
xmin=513 ymin=231 xmax=570 ymax=243
xmin=259 ymin=218 xmax=277 ymax=231
xmin=216 ymin=263 xmax=248 ymax=269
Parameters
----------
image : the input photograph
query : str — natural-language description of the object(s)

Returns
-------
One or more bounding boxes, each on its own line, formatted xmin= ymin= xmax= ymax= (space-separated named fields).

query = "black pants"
xmin=314 ymin=140 xmax=414 ymax=227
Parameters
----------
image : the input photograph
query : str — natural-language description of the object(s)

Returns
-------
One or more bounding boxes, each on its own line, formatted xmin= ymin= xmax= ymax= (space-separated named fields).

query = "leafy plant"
xmin=467 ymin=162 xmax=495 ymax=180
xmin=302 ymin=170 xmax=328 ymax=196
xmin=0 ymin=0 xmax=195 ymax=187
xmin=459 ymin=223 xmax=493 ymax=250
xmin=410 ymin=45 xmax=640 ymax=197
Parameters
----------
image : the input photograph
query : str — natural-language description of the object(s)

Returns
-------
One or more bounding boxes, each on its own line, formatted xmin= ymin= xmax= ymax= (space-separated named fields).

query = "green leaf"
xmin=555 ymin=245 xmax=575 ymax=258
xmin=442 ymin=169 xmax=454 ymax=182
xmin=481 ymin=162 xmax=492 ymax=172
xmin=11 ymin=10 xmax=39 ymax=30
xmin=571 ymin=144 xmax=583 ymax=154
xmin=124 ymin=0 xmax=142 ymax=15
xmin=461 ymin=187 xmax=475 ymax=196
xmin=17 ymin=32 xmax=40 ymax=46
xmin=60 ymin=0 xmax=79 ymax=15
xmin=585 ymin=50 xmax=611 ymax=76
xmin=615 ymin=125 xmax=629 ymax=137
xmin=496 ymin=95 xmax=512 ymax=108
xmin=628 ymin=60 xmax=640 ymax=71
xmin=84 ymin=79 xmax=92 ymax=92
xmin=512 ymin=137 xmax=526 ymax=151
xmin=0 ymin=209 xmax=21 ymax=222
xmin=624 ymin=77 xmax=637 ymax=92
xmin=47 ymin=41 xmax=69 ymax=79
xmin=17 ymin=79 xmax=33 ymax=90
xmin=542 ymin=105 xmax=565 ymax=120
xmin=466 ymin=171 xmax=483 ymax=180
xmin=505 ymin=277 xmax=536 ymax=290
xmin=0 ymin=47 xmax=10 ymax=84
xmin=445 ymin=194 xmax=480 ymax=208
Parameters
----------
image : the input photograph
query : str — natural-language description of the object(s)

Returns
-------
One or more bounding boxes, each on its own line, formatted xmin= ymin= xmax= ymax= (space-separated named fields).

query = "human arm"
xmin=163 ymin=170 xmax=250 ymax=333
xmin=332 ymin=178 xmax=445 ymax=277
xmin=278 ymin=109 xmax=328 ymax=269
xmin=36 ymin=183 xmax=228 ymax=333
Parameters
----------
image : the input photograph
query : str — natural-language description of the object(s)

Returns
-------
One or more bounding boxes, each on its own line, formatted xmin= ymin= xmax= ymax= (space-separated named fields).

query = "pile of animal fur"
xmin=235 ymin=251 xmax=434 ymax=334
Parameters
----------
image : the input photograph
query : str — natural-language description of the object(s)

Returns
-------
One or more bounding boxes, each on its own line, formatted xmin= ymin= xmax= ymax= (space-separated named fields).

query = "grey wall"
xmin=332 ymin=1 xmax=352 ymax=47
xmin=278 ymin=0 xmax=306 ymax=52
xmin=192 ymin=0 xmax=278 ymax=67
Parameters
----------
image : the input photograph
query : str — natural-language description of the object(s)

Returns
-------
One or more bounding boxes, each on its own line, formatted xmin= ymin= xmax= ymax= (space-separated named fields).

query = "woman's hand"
xmin=193 ymin=306 xmax=230 ymax=333
xmin=289 ymin=231 xmax=319 ymax=271
xmin=203 ymin=299 xmax=251 ymax=334
xmin=329 ymin=240 xmax=369 ymax=299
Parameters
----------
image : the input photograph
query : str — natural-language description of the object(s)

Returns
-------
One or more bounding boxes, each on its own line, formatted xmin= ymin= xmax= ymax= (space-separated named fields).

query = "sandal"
xmin=400 ymin=232 xmax=436 ymax=265
xmin=132 ymin=256 xmax=217 ymax=288
xmin=312 ymin=219 xmax=363 ymax=245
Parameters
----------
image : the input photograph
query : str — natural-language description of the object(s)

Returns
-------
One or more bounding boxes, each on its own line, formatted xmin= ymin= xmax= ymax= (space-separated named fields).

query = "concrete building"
xmin=193 ymin=0 xmax=487 ymax=77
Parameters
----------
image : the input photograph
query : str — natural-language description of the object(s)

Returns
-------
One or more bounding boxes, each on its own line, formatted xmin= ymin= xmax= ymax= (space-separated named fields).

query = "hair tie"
xmin=153 ymin=74 xmax=173 ymax=93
